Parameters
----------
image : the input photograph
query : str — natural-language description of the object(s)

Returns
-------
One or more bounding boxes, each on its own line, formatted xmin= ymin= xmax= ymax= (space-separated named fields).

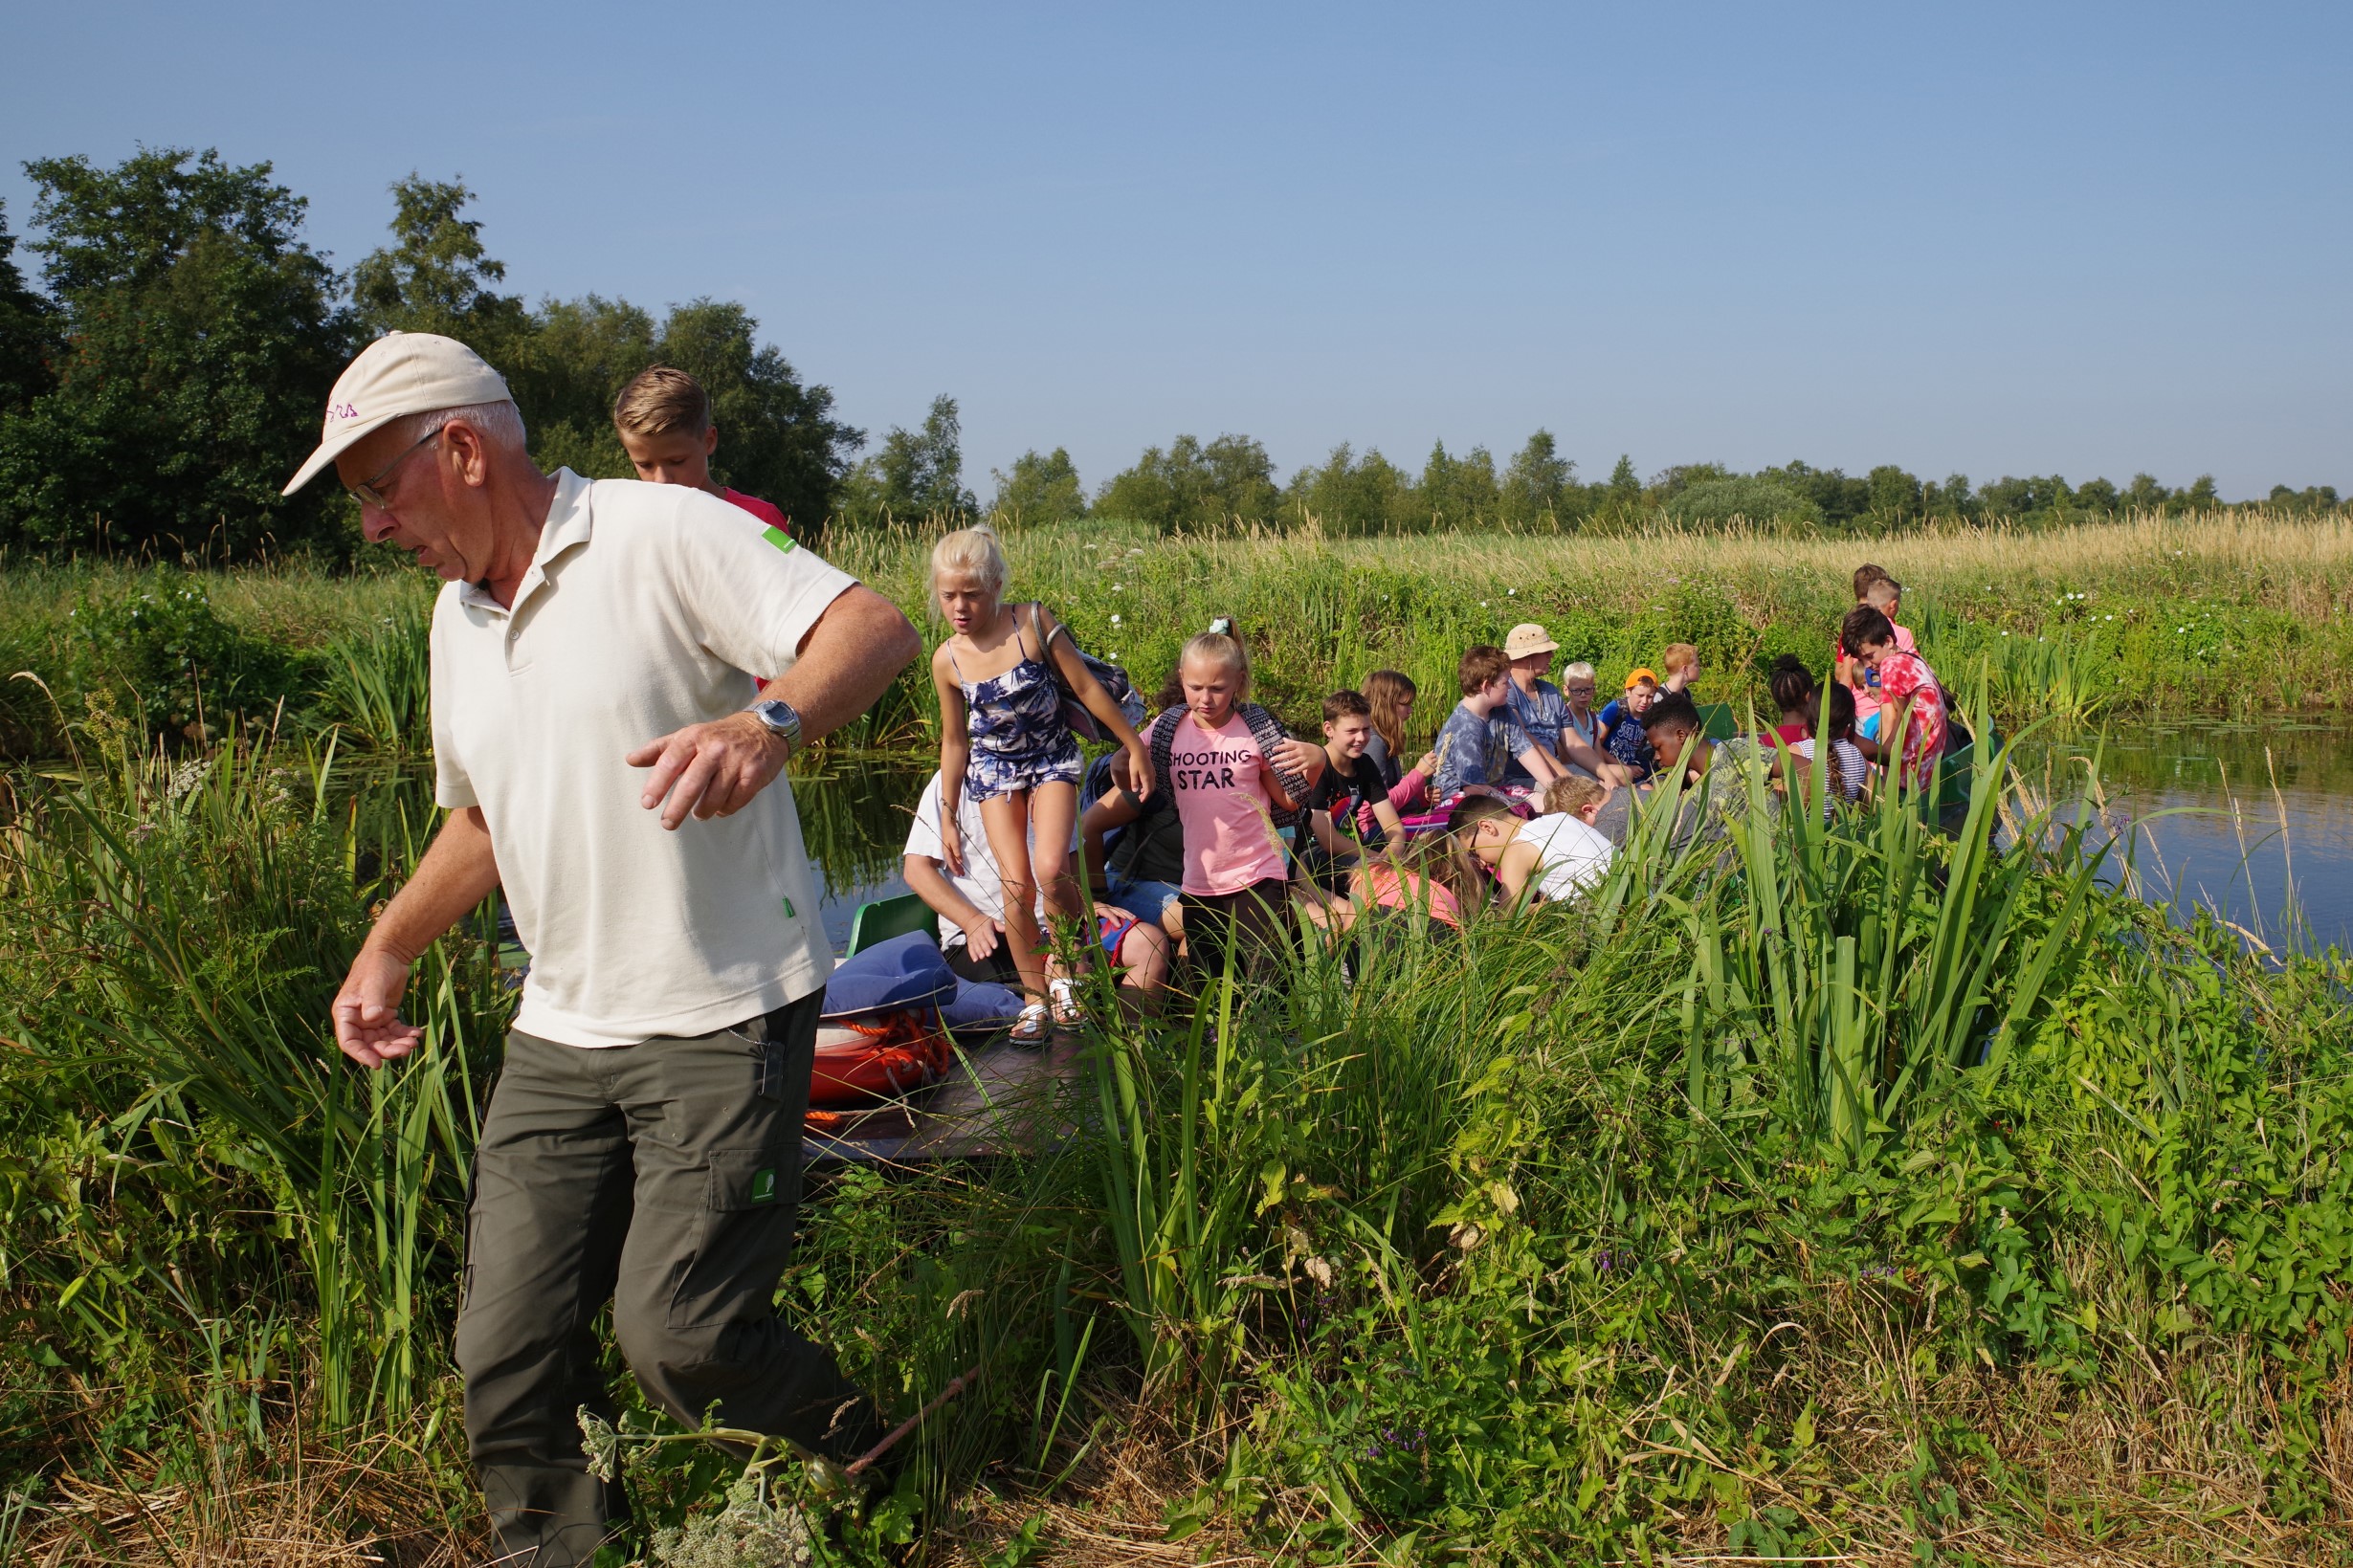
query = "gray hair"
xmin=402 ymin=399 xmax=528 ymax=453
xmin=1562 ymin=660 xmax=1597 ymax=682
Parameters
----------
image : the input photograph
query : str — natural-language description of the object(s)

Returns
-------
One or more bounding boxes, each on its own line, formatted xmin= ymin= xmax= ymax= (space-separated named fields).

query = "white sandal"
xmin=1010 ymin=1001 xmax=1052 ymax=1047
xmin=1049 ymin=976 xmax=1088 ymax=1028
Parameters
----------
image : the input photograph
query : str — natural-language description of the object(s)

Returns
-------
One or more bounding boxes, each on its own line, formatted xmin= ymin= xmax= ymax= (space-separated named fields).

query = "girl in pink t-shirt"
xmin=1089 ymin=625 xmax=1318 ymax=995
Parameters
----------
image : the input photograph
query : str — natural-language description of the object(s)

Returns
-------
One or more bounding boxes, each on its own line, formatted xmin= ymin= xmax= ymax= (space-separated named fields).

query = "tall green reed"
xmin=2 ymin=720 xmax=499 ymax=1429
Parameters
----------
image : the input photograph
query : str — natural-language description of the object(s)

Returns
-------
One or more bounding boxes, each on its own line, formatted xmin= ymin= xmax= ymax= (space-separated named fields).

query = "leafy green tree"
xmin=1417 ymin=440 xmax=1499 ymax=528
xmin=2074 ymin=476 xmax=2120 ymax=513
xmin=1499 ymin=430 xmax=1573 ymax=526
xmin=1923 ymin=473 xmax=1974 ymax=519
xmin=2181 ymin=475 xmax=2219 ymax=511
xmin=1762 ymin=460 xmax=1870 ymax=527
xmin=838 ymin=395 xmax=974 ymax=524
xmin=1095 ymin=433 xmax=1280 ymax=533
xmin=506 ymin=293 xmax=658 ymax=476
xmin=0 ymin=200 xmax=56 ymax=412
xmin=1666 ymin=476 xmax=1821 ymax=530
xmin=1979 ymin=475 xmax=2072 ymax=520
xmin=988 ymin=447 xmax=1086 ymax=526
xmin=1287 ymin=442 xmax=1417 ymax=535
xmin=0 ymin=147 xmax=353 ymax=557
xmin=2123 ymin=473 xmax=2171 ymax=513
xmin=350 ymin=174 xmax=530 ymax=353
xmin=1865 ymin=464 xmax=1921 ymax=519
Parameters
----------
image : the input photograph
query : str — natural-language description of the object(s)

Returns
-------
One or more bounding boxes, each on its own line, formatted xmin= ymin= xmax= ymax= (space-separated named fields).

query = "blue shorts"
xmin=1107 ymin=876 xmax=1182 ymax=924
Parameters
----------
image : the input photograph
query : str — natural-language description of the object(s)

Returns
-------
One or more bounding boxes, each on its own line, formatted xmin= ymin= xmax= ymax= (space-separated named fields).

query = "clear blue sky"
xmin=5 ymin=2 xmax=2346 ymax=499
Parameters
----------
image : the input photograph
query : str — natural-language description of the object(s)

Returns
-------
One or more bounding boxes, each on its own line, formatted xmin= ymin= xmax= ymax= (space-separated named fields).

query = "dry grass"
xmin=12 ymin=1438 xmax=478 ymax=1568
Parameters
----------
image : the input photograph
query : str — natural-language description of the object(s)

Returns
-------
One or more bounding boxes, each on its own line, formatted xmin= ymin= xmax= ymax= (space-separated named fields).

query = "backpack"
xmin=1031 ymin=603 xmax=1144 ymax=743
xmin=1144 ymin=703 xmax=1311 ymax=833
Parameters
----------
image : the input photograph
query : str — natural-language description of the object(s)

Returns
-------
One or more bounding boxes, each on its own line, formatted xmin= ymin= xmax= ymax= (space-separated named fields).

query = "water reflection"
xmin=2017 ymin=723 xmax=2353 ymax=955
xmin=788 ymin=754 xmax=931 ymax=950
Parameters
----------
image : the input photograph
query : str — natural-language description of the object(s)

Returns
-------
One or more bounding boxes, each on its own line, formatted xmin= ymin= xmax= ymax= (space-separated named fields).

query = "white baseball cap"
xmin=281 ymin=331 xmax=514 ymax=496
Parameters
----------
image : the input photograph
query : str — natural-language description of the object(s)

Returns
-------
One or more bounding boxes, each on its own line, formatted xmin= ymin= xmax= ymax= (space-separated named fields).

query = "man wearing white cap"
xmin=288 ymin=332 xmax=921 ymax=1564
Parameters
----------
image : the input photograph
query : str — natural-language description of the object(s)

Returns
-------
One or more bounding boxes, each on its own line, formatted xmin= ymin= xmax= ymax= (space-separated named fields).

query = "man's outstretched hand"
xmin=628 ymin=713 xmax=788 ymax=830
xmin=333 ymin=944 xmax=422 ymax=1069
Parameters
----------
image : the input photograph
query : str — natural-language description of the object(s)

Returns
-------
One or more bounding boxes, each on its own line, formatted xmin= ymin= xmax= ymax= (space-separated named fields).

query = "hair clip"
xmin=1209 ymin=617 xmax=1232 ymax=635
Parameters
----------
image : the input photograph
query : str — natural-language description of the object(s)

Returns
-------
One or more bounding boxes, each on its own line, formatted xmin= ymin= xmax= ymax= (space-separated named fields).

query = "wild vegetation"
xmin=5 ymin=507 xmax=2349 ymax=767
xmin=4 ymin=668 xmax=2352 ymax=1562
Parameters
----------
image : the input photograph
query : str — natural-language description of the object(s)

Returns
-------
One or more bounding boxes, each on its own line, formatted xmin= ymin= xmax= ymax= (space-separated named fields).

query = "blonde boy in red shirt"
xmin=611 ymin=364 xmax=793 ymax=536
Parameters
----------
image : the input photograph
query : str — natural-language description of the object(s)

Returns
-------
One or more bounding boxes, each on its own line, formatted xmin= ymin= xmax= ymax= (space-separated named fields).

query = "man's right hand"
xmin=333 ymin=944 xmax=423 ymax=1068
xmin=960 ymin=915 xmax=1007 ymax=961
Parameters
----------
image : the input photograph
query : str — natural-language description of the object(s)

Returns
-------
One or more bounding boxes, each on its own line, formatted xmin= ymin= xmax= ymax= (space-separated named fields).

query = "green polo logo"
xmin=750 ymin=1168 xmax=778 ymax=1204
xmin=761 ymin=525 xmax=797 ymax=555
xmin=780 ymin=895 xmax=796 ymax=919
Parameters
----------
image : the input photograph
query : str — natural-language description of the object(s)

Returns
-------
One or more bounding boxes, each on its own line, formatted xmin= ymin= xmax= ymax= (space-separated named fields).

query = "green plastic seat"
xmin=847 ymin=891 xmax=938 ymax=956
xmin=1697 ymin=702 xmax=1740 ymax=740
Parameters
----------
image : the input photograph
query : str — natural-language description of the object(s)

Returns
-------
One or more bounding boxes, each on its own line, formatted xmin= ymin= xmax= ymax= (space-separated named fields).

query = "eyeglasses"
xmin=345 ymin=429 xmax=442 ymax=511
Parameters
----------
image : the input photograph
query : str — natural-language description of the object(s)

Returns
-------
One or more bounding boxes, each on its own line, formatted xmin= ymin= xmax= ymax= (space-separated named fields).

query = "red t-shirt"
xmin=721 ymin=490 xmax=788 ymax=683
xmin=723 ymin=489 xmax=789 ymax=534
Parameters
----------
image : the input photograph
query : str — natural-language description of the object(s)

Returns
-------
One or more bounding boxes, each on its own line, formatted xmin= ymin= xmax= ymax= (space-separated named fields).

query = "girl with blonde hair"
xmin=931 ymin=525 xmax=1153 ymax=1042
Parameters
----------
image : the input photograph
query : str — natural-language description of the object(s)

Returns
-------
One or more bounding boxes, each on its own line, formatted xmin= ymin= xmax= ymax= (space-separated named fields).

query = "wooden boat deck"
xmin=800 ymin=1030 xmax=1089 ymax=1165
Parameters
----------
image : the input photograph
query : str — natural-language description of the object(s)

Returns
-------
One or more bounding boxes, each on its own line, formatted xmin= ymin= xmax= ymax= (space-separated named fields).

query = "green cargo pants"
xmin=455 ymin=991 xmax=879 ymax=1567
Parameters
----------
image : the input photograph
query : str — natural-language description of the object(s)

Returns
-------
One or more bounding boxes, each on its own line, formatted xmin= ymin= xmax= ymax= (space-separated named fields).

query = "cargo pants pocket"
xmin=665 ymin=1144 xmax=802 ymax=1331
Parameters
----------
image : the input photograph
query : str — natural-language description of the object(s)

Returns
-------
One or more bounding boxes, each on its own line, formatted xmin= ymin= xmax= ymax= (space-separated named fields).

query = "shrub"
xmin=67 ymin=568 xmax=300 ymax=740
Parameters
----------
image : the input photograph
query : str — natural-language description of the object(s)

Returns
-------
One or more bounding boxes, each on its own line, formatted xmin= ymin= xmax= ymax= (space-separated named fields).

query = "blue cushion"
xmin=942 ymin=979 xmax=1026 ymax=1036
xmin=820 ymin=931 xmax=956 ymax=1019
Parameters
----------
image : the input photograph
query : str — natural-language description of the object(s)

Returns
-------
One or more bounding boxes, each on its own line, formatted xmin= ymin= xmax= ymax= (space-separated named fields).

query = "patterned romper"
xmin=954 ymin=612 xmax=1084 ymax=802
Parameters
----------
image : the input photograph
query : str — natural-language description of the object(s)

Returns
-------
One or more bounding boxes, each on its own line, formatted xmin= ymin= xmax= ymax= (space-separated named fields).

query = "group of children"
xmin=606 ymin=362 xmax=1953 ymax=1040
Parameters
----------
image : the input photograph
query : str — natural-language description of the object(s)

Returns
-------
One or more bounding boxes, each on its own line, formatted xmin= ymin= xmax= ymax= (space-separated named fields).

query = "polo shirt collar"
xmin=457 ymin=469 xmax=593 ymax=615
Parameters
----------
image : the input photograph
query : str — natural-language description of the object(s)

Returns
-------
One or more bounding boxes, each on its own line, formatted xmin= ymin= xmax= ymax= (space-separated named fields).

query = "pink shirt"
xmin=1168 ymin=713 xmax=1289 ymax=895
xmin=722 ymin=489 xmax=789 ymax=533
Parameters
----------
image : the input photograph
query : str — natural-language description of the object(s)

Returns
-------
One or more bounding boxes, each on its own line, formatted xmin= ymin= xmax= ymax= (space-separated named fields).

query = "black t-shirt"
xmin=1307 ymin=752 xmax=1390 ymax=845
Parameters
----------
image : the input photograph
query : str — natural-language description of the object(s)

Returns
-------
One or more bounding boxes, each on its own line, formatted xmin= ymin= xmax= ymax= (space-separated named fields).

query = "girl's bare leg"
xmin=980 ymin=792 xmax=1049 ymax=1002
xmin=1028 ymin=781 xmax=1083 ymax=971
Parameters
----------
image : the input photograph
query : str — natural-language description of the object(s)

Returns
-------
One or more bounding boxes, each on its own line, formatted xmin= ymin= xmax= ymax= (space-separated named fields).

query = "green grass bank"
xmin=4 ymin=707 xmax=2353 ymax=1561
xmin=5 ymin=507 xmax=2352 ymax=760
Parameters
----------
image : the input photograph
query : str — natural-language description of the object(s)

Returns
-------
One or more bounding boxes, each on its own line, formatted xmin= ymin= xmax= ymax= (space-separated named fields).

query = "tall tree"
xmin=0 ymin=199 xmax=56 ymax=412
xmin=839 ymin=395 xmax=974 ymax=523
xmin=350 ymin=174 xmax=530 ymax=353
xmin=1499 ymin=431 xmax=1573 ymax=526
xmin=1865 ymin=464 xmax=1921 ymax=520
xmin=1417 ymin=440 xmax=1499 ymax=528
xmin=0 ymin=147 xmax=353 ymax=556
xmin=989 ymin=448 xmax=1087 ymax=525
xmin=1096 ymin=433 xmax=1279 ymax=533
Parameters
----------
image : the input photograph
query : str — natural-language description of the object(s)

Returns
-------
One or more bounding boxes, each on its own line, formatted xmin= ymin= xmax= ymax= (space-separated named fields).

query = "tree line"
xmin=0 ymin=147 xmax=2339 ymax=563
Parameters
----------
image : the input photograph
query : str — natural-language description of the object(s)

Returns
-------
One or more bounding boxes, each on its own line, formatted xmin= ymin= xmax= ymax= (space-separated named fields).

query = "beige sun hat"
xmin=281 ymin=332 xmax=514 ymax=496
xmin=1503 ymin=622 xmax=1559 ymax=659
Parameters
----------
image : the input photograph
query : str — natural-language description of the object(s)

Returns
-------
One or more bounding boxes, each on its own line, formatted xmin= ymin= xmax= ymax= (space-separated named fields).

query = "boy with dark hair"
xmin=1302 ymin=690 xmax=1407 ymax=889
xmin=612 ymin=364 xmax=794 ymax=536
xmin=1841 ymin=605 xmax=1945 ymax=790
xmin=1435 ymin=646 xmax=1538 ymax=800
xmin=1836 ymin=569 xmax=1918 ymax=738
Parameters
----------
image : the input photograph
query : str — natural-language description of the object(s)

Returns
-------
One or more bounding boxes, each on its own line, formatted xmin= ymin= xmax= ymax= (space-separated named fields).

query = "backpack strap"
xmin=1240 ymin=701 xmax=1308 ymax=831
xmin=1145 ymin=707 xmax=1184 ymax=799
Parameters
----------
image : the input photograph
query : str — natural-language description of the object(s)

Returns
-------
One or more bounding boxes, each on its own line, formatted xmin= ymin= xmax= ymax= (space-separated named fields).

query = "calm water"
xmin=792 ymin=725 xmax=2353 ymax=958
xmin=2023 ymin=722 xmax=2353 ymax=954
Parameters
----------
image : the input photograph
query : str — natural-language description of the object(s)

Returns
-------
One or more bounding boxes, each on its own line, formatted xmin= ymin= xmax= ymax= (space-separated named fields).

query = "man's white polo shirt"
xmin=430 ymin=470 xmax=855 ymax=1048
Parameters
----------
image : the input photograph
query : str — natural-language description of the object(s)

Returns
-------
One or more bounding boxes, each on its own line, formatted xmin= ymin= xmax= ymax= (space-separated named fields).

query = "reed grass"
xmin=4 ymin=529 xmax=2353 ymax=1560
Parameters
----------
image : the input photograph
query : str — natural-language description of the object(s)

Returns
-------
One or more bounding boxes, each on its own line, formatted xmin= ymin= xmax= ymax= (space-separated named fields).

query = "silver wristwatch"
xmin=745 ymin=697 xmax=803 ymax=757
